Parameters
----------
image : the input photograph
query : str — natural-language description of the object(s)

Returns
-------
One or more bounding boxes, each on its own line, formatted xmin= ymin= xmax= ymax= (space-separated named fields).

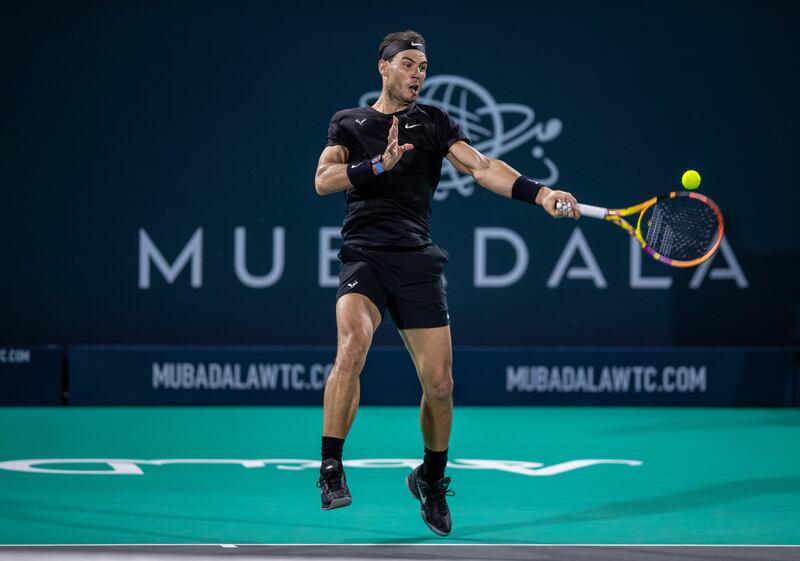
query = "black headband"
xmin=380 ymin=39 xmax=426 ymax=61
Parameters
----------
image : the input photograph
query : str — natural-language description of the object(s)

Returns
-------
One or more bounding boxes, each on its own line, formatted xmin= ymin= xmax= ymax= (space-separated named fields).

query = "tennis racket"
xmin=562 ymin=192 xmax=725 ymax=268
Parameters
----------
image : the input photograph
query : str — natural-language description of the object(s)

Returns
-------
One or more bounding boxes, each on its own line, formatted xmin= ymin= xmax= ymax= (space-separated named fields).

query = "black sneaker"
xmin=317 ymin=459 xmax=352 ymax=510
xmin=406 ymin=464 xmax=455 ymax=536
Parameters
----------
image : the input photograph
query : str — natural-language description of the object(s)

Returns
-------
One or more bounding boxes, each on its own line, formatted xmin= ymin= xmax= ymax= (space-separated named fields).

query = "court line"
xmin=1 ymin=543 xmax=798 ymax=547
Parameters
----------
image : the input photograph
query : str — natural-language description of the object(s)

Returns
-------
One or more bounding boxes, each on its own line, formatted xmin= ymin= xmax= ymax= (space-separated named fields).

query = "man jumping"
xmin=314 ymin=30 xmax=580 ymax=537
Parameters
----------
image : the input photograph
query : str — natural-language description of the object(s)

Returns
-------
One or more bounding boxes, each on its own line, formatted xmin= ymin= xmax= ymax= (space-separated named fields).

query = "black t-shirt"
xmin=326 ymin=103 xmax=470 ymax=247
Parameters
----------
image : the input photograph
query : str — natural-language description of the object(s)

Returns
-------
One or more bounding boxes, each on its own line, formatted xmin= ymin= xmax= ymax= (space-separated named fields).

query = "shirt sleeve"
xmin=325 ymin=113 xmax=349 ymax=148
xmin=436 ymin=110 xmax=470 ymax=156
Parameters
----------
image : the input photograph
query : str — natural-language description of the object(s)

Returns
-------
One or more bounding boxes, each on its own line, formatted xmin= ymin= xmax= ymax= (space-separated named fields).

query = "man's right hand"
xmin=381 ymin=116 xmax=414 ymax=172
xmin=538 ymin=187 xmax=581 ymax=219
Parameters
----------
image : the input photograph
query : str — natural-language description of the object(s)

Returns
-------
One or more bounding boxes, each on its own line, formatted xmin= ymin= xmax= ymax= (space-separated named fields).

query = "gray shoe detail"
xmin=322 ymin=495 xmax=352 ymax=511
xmin=318 ymin=459 xmax=352 ymax=511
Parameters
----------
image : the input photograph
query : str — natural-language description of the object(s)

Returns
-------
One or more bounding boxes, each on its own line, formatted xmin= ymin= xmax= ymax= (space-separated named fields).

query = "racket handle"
xmin=577 ymin=203 xmax=608 ymax=219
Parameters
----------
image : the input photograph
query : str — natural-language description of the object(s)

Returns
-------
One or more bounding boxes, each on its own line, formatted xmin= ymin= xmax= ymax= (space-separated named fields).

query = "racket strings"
xmin=642 ymin=198 xmax=719 ymax=260
xmin=645 ymin=205 xmax=675 ymax=254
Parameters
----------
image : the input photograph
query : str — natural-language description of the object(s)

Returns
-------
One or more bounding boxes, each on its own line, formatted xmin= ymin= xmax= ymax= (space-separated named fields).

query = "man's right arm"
xmin=315 ymin=116 xmax=413 ymax=196
xmin=314 ymin=145 xmax=352 ymax=196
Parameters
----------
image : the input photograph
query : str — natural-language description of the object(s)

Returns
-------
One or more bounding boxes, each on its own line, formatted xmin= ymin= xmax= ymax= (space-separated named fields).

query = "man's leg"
xmin=400 ymin=325 xmax=455 ymax=536
xmin=318 ymin=293 xmax=381 ymax=511
xmin=400 ymin=325 xmax=453 ymax=452
xmin=323 ymin=293 xmax=382 ymax=438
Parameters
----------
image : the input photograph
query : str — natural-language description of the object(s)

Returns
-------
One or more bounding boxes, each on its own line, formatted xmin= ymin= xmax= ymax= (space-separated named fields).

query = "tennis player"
xmin=314 ymin=30 xmax=579 ymax=536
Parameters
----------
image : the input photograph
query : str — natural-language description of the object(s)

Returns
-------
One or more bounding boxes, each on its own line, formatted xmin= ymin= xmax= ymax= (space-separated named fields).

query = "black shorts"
xmin=336 ymin=244 xmax=449 ymax=330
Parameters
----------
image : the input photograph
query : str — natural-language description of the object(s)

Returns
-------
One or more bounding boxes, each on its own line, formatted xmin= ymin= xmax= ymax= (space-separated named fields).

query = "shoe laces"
xmin=428 ymin=478 xmax=455 ymax=514
xmin=317 ymin=470 xmax=343 ymax=492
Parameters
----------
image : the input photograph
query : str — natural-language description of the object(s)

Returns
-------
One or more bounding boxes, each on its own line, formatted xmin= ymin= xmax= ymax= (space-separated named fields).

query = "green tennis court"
xmin=1 ymin=406 xmax=798 ymax=547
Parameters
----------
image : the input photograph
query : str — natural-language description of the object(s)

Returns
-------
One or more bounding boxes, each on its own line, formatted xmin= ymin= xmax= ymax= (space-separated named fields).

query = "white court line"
xmin=1 ymin=543 xmax=798 ymax=547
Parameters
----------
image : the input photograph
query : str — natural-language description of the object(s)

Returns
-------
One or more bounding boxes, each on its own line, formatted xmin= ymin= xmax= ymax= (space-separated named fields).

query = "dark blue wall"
xmin=2 ymin=0 xmax=798 ymax=346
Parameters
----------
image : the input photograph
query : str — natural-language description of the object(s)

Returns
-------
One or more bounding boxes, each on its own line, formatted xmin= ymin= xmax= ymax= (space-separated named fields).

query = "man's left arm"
xmin=447 ymin=140 xmax=580 ymax=219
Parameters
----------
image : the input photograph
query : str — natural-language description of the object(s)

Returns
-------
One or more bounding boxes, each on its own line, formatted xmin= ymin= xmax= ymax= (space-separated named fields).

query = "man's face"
xmin=380 ymin=49 xmax=428 ymax=103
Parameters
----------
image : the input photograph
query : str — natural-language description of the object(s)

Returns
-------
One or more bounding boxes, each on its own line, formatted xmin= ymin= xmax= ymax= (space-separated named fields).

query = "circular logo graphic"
xmin=360 ymin=75 xmax=563 ymax=200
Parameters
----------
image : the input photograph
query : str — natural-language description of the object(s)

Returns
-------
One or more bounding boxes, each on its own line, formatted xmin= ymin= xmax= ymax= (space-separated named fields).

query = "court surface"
xmin=0 ymin=407 xmax=798 ymax=560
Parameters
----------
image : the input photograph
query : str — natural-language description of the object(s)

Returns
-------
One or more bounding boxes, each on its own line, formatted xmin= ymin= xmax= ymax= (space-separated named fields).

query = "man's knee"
xmin=335 ymin=327 xmax=372 ymax=371
xmin=421 ymin=364 xmax=453 ymax=401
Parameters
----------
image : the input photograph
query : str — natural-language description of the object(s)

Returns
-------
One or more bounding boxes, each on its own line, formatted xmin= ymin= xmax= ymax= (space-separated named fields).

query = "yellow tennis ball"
xmin=682 ymin=169 xmax=701 ymax=190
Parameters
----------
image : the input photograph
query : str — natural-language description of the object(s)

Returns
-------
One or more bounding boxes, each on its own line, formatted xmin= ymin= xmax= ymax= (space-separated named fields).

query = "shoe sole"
xmin=419 ymin=511 xmax=450 ymax=537
xmin=321 ymin=496 xmax=352 ymax=510
xmin=406 ymin=472 xmax=451 ymax=537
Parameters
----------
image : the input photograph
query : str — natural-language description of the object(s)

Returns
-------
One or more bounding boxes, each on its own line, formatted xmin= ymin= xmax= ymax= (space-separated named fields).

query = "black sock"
xmin=321 ymin=436 xmax=345 ymax=464
xmin=422 ymin=447 xmax=448 ymax=482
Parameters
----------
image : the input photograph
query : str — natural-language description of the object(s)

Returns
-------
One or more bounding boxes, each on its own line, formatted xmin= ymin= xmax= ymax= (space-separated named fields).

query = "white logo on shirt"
xmin=355 ymin=118 xmax=366 ymax=125
xmin=347 ymin=280 xmax=359 ymax=289
xmin=404 ymin=123 xmax=423 ymax=129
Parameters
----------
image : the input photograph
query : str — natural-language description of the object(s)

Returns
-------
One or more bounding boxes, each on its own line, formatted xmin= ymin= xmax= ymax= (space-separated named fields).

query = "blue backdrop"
xmin=2 ymin=0 xmax=798 ymax=347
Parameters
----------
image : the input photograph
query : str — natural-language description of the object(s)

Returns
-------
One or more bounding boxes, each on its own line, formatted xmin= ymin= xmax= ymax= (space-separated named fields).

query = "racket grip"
xmin=577 ymin=203 xmax=607 ymax=219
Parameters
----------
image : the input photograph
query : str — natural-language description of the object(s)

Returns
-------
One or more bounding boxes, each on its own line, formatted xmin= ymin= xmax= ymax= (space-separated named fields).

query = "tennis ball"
xmin=682 ymin=169 xmax=701 ymax=190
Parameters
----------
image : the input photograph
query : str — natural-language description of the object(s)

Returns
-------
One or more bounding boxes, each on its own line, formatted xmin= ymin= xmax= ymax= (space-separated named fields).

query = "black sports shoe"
xmin=317 ymin=459 xmax=352 ymax=510
xmin=406 ymin=464 xmax=455 ymax=536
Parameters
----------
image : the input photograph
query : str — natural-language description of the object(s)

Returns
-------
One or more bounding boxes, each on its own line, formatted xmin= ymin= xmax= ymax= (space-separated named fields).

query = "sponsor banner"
xmin=0 ymin=345 xmax=63 ymax=405
xmin=3 ymin=3 xmax=797 ymax=350
xmin=68 ymin=345 xmax=797 ymax=406
xmin=468 ymin=347 xmax=796 ymax=406
xmin=69 ymin=346 xmax=337 ymax=405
